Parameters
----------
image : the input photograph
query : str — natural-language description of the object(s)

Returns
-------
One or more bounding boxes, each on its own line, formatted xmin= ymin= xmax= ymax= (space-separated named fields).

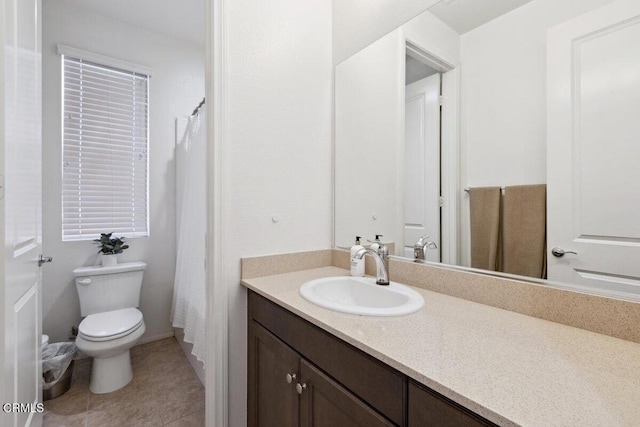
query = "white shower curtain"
xmin=171 ymin=109 xmax=206 ymax=364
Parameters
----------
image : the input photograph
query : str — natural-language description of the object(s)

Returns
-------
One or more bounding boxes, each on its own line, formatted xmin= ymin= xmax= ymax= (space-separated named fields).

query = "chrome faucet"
xmin=414 ymin=235 xmax=438 ymax=261
xmin=354 ymin=246 xmax=389 ymax=285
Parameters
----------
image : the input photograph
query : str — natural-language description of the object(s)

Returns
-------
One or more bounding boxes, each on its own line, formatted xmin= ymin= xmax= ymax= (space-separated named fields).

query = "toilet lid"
xmin=79 ymin=308 xmax=143 ymax=339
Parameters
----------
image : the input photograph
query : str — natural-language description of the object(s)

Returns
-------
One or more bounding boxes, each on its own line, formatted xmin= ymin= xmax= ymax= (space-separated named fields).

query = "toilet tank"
xmin=74 ymin=262 xmax=147 ymax=317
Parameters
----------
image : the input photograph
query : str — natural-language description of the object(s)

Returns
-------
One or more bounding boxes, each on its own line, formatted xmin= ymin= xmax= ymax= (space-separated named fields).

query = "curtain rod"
xmin=191 ymin=97 xmax=205 ymax=116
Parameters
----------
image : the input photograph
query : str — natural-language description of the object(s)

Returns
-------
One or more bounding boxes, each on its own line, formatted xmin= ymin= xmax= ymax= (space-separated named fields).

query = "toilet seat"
xmin=79 ymin=308 xmax=144 ymax=342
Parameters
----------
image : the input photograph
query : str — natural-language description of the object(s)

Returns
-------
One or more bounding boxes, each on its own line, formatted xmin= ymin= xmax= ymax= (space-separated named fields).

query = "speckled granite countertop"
xmin=241 ymin=266 xmax=640 ymax=427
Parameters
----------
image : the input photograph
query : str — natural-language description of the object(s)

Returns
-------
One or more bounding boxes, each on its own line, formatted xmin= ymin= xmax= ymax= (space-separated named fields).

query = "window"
xmin=60 ymin=46 xmax=150 ymax=241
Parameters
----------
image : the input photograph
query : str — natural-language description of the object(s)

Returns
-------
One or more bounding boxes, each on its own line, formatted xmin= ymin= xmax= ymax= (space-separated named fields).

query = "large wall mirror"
xmin=334 ymin=0 xmax=640 ymax=301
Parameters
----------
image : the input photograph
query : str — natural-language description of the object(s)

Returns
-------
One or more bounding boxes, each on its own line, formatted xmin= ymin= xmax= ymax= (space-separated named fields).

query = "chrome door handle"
xmin=286 ymin=373 xmax=297 ymax=384
xmin=551 ymin=247 xmax=577 ymax=258
xmin=296 ymin=383 xmax=307 ymax=394
xmin=38 ymin=255 xmax=53 ymax=267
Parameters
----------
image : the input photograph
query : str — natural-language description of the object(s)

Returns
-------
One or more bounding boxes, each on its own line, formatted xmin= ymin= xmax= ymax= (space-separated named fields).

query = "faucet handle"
xmin=367 ymin=234 xmax=384 ymax=244
xmin=378 ymin=244 xmax=388 ymax=258
xmin=414 ymin=235 xmax=437 ymax=260
xmin=415 ymin=235 xmax=431 ymax=247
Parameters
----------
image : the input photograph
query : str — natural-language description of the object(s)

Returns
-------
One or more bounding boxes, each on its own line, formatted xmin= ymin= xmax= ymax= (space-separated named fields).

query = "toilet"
xmin=73 ymin=262 xmax=147 ymax=394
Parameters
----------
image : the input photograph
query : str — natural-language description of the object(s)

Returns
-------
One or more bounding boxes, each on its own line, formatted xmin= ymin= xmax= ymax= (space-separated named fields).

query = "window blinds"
xmin=62 ymin=55 xmax=149 ymax=241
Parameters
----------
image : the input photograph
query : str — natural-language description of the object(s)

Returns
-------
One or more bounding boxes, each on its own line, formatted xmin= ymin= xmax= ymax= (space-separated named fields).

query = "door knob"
xmin=286 ymin=373 xmax=297 ymax=384
xmin=296 ymin=383 xmax=307 ymax=394
xmin=38 ymin=254 xmax=53 ymax=267
xmin=551 ymin=247 xmax=577 ymax=258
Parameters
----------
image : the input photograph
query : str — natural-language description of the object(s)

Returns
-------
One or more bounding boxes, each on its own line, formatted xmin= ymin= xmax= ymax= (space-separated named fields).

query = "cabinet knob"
xmin=296 ymin=383 xmax=307 ymax=394
xmin=286 ymin=373 xmax=297 ymax=384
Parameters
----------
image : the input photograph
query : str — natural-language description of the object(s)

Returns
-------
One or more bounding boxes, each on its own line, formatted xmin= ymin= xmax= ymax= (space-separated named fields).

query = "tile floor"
xmin=43 ymin=337 xmax=205 ymax=427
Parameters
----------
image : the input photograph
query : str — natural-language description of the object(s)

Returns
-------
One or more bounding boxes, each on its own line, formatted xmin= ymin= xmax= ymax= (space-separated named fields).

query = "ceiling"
xmin=51 ymin=0 xmax=533 ymax=50
xmin=428 ymin=0 xmax=534 ymax=34
xmin=406 ymin=55 xmax=439 ymax=85
xmin=51 ymin=0 xmax=205 ymax=46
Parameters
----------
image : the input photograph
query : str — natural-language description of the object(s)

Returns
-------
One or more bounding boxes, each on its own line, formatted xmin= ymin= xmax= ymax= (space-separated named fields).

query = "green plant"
xmin=94 ymin=233 xmax=130 ymax=255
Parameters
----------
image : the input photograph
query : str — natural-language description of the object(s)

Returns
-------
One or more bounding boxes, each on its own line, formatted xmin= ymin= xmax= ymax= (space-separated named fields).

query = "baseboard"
xmin=138 ymin=330 xmax=175 ymax=345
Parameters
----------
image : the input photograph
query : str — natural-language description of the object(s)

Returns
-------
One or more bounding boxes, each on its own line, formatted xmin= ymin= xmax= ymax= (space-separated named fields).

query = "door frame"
xmin=0 ymin=0 xmax=7 ymax=418
xmin=0 ymin=0 xmax=225 ymax=425
xmin=206 ymin=0 xmax=229 ymax=426
xmin=403 ymin=39 xmax=460 ymax=265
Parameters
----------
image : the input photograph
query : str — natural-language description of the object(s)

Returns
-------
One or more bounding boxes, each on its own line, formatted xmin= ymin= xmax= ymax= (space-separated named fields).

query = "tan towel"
xmin=469 ymin=187 xmax=502 ymax=271
xmin=502 ymin=185 xmax=547 ymax=279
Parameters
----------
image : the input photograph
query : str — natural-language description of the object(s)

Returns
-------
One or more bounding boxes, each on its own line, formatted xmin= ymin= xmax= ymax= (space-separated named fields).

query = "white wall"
xmin=42 ymin=3 xmax=204 ymax=343
xmin=221 ymin=0 xmax=333 ymax=425
xmin=335 ymin=29 xmax=404 ymax=251
xmin=459 ymin=0 xmax=616 ymax=265
xmin=334 ymin=9 xmax=459 ymax=254
xmin=333 ymin=0 xmax=439 ymax=65
xmin=403 ymin=10 xmax=460 ymax=66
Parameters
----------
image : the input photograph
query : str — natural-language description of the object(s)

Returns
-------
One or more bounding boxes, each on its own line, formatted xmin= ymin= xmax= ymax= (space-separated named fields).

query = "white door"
xmin=547 ymin=0 xmax=640 ymax=300
xmin=2 ymin=0 xmax=43 ymax=426
xmin=403 ymin=74 xmax=441 ymax=261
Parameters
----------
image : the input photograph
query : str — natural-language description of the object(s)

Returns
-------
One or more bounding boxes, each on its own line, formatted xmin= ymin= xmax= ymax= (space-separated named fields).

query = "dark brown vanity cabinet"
xmin=298 ymin=359 xmax=394 ymax=426
xmin=248 ymin=290 xmax=497 ymax=427
xmin=408 ymin=381 xmax=494 ymax=427
xmin=248 ymin=321 xmax=393 ymax=427
xmin=248 ymin=322 xmax=299 ymax=427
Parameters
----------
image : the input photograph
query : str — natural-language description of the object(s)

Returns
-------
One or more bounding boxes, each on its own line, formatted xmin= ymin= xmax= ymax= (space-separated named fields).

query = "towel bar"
xmin=464 ymin=187 xmax=505 ymax=192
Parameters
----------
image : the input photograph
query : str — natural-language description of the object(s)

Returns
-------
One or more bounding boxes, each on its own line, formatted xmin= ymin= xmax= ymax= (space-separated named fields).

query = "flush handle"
xmin=77 ymin=278 xmax=92 ymax=286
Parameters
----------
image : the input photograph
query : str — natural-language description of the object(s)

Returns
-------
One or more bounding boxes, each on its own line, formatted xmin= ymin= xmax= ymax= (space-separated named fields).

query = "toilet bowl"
xmin=73 ymin=262 xmax=147 ymax=394
xmin=75 ymin=307 xmax=146 ymax=394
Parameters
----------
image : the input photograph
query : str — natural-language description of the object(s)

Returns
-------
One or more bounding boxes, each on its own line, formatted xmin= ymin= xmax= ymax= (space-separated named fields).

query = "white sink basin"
xmin=300 ymin=276 xmax=424 ymax=316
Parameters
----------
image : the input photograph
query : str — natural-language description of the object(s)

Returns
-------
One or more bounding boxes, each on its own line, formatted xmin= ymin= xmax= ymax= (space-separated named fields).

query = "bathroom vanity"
xmin=242 ymin=259 xmax=640 ymax=427
xmin=248 ymin=290 xmax=495 ymax=426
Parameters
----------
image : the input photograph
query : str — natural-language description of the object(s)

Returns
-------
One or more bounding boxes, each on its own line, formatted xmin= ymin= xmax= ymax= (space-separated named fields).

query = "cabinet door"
xmin=299 ymin=360 xmax=394 ymax=427
xmin=249 ymin=291 xmax=405 ymax=424
xmin=248 ymin=321 xmax=300 ymax=427
xmin=408 ymin=381 xmax=496 ymax=427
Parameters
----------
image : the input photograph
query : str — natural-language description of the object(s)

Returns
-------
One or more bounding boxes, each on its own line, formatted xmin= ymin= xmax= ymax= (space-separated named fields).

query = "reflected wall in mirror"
xmin=334 ymin=0 xmax=640 ymax=301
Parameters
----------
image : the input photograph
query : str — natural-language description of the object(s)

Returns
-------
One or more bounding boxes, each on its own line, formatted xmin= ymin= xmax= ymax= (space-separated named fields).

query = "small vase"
xmin=101 ymin=254 xmax=118 ymax=267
